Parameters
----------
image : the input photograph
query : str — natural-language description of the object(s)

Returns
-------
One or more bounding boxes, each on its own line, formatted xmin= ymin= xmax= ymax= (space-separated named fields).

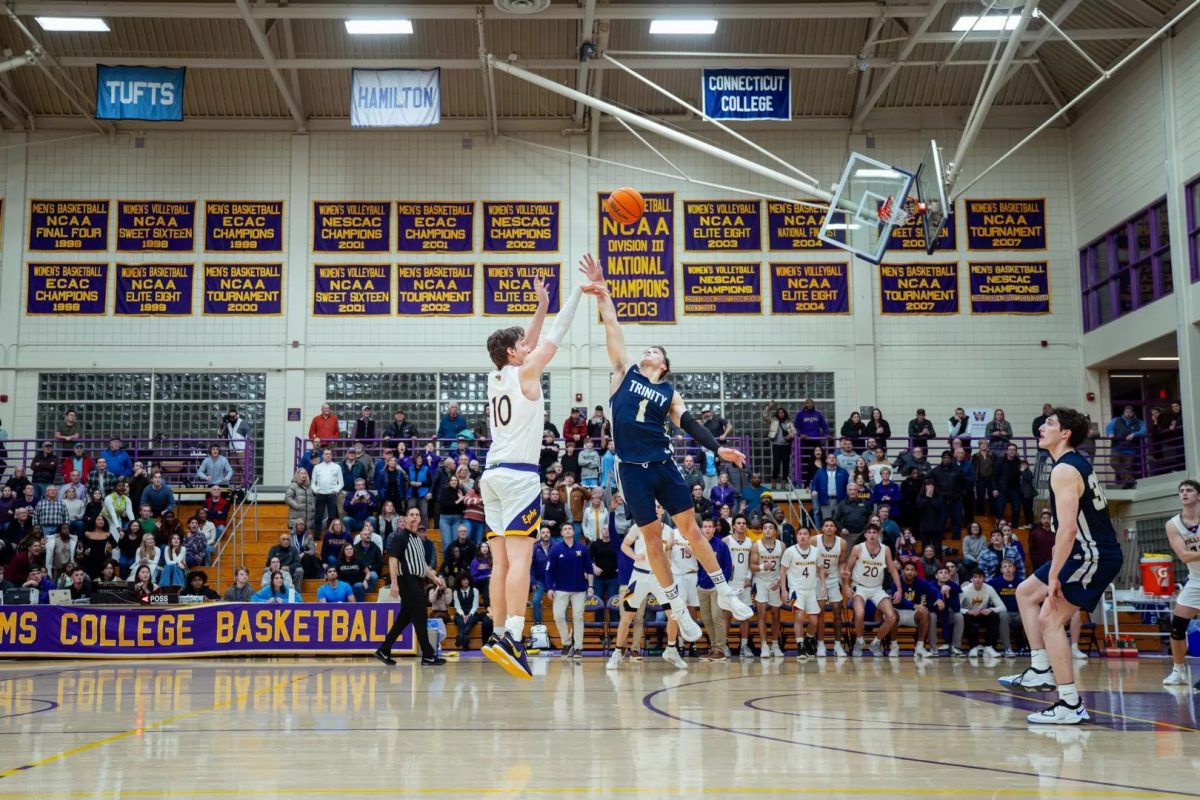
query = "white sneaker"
xmin=852 ymin=638 xmax=864 ymax=657
xmin=662 ymin=647 xmax=688 ymax=670
xmin=951 ymin=646 xmax=965 ymax=657
xmin=796 ymin=653 xmax=808 ymax=663
xmin=816 ymin=643 xmax=828 ymax=658
xmin=914 ymin=643 xmax=931 ymax=658
xmin=969 ymin=646 xmax=982 ymax=658
xmin=834 ymin=640 xmax=848 ymax=658
xmin=1027 ymin=699 xmax=1089 ymax=725
xmin=760 ymin=646 xmax=770 ymax=659
xmin=983 ymin=646 xmax=1001 ymax=658
xmin=869 ymin=638 xmax=883 ymax=657
xmin=888 ymin=641 xmax=900 ymax=658
xmin=771 ymin=642 xmax=785 ymax=658
xmin=1163 ymin=667 xmax=1189 ymax=686
xmin=1071 ymin=646 xmax=1089 ymax=662
xmin=673 ymin=609 xmax=703 ymax=643
xmin=1003 ymin=648 xmax=1017 ymax=658
xmin=998 ymin=667 xmax=1056 ymax=692
xmin=740 ymin=643 xmax=753 ymax=659
xmin=717 ymin=587 xmax=754 ymax=621
xmin=606 ymin=649 xmax=624 ymax=671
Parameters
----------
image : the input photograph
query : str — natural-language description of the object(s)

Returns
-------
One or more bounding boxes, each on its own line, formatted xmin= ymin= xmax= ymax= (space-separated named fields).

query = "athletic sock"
xmin=505 ymin=615 xmax=524 ymax=641
xmin=667 ymin=640 xmax=676 ymax=648
xmin=1030 ymin=648 xmax=1050 ymax=672
xmin=1058 ymin=683 xmax=1080 ymax=705
xmin=708 ymin=570 xmax=728 ymax=588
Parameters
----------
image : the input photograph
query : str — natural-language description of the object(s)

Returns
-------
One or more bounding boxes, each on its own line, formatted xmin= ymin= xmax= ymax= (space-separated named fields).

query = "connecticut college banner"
xmin=28 ymin=200 xmax=109 ymax=251
xmin=0 ymin=604 xmax=413 ymax=658
xmin=313 ymin=201 xmax=391 ymax=252
xmin=204 ymin=201 xmax=283 ymax=252
xmin=701 ymin=68 xmax=790 ymax=121
xmin=683 ymin=200 xmax=761 ymax=251
xmin=598 ymin=191 xmax=675 ymax=323
xmin=879 ymin=263 xmax=959 ymax=315
xmin=116 ymin=200 xmax=195 ymax=251
xmin=969 ymin=262 xmax=1050 ymax=314
xmin=766 ymin=202 xmax=842 ymax=250
xmin=26 ymin=263 xmax=108 ymax=315
xmin=396 ymin=264 xmax=474 ymax=316
xmin=483 ymin=264 xmax=561 ymax=315
xmin=204 ymin=264 xmax=283 ymax=315
xmin=115 ymin=264 xmax=194 ymax=316
xmin=482 ymin=201 xmax=559 ymax=252
xmin=965 ymin=199 xmax=1046 ymax=250
xmin=682 ymin=263 xmax=760 ymax=315
xmin=396 ymin=202 xmax=474 ymax=252
xmin=770 ymin=263 xmax=849 ymax=314
xmin=313 ymin=264 xmax=392 ymax=316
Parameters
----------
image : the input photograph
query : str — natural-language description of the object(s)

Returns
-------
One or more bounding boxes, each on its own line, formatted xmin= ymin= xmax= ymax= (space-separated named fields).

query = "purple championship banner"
xmin=396 ymin=264 xmax=475 ymax=316
xmin=683 ymin=200 xmax=761 ymax=251
xmin=116 ymin=200 xmax=195 ymax=252
xmin=0 ymin=603 xmax=414 ymax=658
xmin=879 ymin=262 xmax=959 ymax=315
xmin=396 ymin=201 xmax=474 ymax=252
xmin=887 ymin=205 xmax=957 ymax=252
xmin=766 ymin=201 xmax=843 ymax=250
xmin=203 ymin=263 xmax=283 ymax=315
xmin=482 ymin=201 xmax=559 ymax=252
xmin=28 ymin=199 xmax=109 ymax=251
xmin=204 ymin=200 xmax=284 ymax=252
xmin=965 ymin=198 xmax=1046 ymax=250
xmin=482 ymin=263 xmax=561 ymax=315
xmin=598 ymin=191 xmax=675 ymax=323
xmin=969 ymin=261 xmax=1050 ymax=314
xmin=313 ymin=264 xmax=392 ymax=316
xmin=26 ymin=263 xmax=108 ymax=315
xmin=313 ymin=201 xmax=391 ymax=253
xmin=114 ymin=263 xmax=194 ymax=316
xmin=769 ymin=262 xmax=850 ymax=314
xmin=682 ymin=262 xmax=760 ymax=314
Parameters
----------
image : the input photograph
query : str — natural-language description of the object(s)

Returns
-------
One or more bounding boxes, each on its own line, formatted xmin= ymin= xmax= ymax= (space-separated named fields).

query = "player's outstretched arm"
xmin=520 ymin=275 xmax=587 ymax=381
xmin=579 ymin=253 xmax=634 ymax=375
xmin=668 ymin=392 xmax=746 ymax=469
xmin=522 ymin=276 xmax=550 ymax=349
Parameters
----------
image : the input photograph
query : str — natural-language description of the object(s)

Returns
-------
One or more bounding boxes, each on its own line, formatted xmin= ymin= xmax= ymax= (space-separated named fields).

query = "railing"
xmin=210 ymin=478 xmax=259 ymax=592
xmin=0 ymin=436 xmax=255 ymax=488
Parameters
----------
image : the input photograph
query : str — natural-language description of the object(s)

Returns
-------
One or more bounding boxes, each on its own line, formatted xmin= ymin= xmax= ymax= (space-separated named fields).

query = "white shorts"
xmin=817 ymin=577 xmax=843 ymax=603
xmin=480 ymin=467 xmax=542 ymax=539
xmin=897 ymin=608 xmax=922 ymax=628
xmin=1177 ymin=578 xmax=1200 ymax=611
xmin=790 ymin=588 xmax=820 ymax=615
xmin=674 ymin=572 xmax=700 ymax=607
xmin=853 ymin=585 xmax=890 ymax=607
xmin=624 ymin=567 xmax=665 ymax=610
xmin=754 ymin=576 xmax=783 ymax=607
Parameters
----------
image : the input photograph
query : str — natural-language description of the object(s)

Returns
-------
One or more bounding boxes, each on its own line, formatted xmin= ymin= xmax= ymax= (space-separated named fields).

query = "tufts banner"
xmin=879 ymin=263 xmax=959 ymax=315
xmin=769 ymin=262 xmax=850 ymax=314
xmin=396 ymin=202 xmax=474 ymax=252
xmin=482 ymin=201 xmax=559 ymax=252
xmin=116 ymin=200 xmax=195 ymax=252
xmin=26 ymin=263 xmax=108 ymax=315
xmin=597 ymin=191 xmax=676 ymax=323
xmin=204 ymin=264 xmax=283 ymax=315
xmin=396 ymin=264 xmax=475 ymax=316
xmin=313 ymin=264 xmax=392 ymax=316
xmin=114 ymin=263 xmax=194 ymax=316
xmin=96 ymin=65 xmax=184 ymax=122
xmin=313 ymin=201 xmax=391 ymax=253
xmin=968 ymin=262 xmax=1050 ymax=314
xmin=683 ymin=200 xmax=761 ymax=251
xmin=351 ymin=68 xmax=440 ymax=128
xmin=682 ymin=263 xmax=761 ymax=314
xmin=483 ymin=264 xmax=561 ymax=315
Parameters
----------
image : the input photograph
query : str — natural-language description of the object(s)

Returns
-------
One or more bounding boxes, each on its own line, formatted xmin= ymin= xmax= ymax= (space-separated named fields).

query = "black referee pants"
xmin=380 ymin=575 xmax=435 ymax=659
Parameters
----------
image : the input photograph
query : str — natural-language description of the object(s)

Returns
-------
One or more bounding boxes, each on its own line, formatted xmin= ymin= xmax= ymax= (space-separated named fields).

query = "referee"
xmin=375 ymin=507 xmax=446 ymax=666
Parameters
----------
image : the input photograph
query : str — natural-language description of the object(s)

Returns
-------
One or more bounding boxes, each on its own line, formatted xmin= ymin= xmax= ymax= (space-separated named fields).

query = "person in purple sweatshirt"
xmin=709 ymin=472 xmax=737 ymax=512
xmin=793 ymin=397 xmax=831 ymax=472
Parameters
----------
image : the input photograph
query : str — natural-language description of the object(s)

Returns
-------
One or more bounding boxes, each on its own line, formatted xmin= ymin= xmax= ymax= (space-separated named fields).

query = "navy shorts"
xmin=617 ymin=459 xmax=693 ymax=526
xmin=1033 ymin=551 xmax=1123 ymax=612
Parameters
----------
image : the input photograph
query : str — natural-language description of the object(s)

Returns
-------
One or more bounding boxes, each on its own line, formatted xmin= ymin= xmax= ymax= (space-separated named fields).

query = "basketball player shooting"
xmin=579 ymin=253 xmax=755 ymax=638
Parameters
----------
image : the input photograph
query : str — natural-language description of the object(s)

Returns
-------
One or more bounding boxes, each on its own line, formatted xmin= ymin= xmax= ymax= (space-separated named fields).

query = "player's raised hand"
xmin=717 ymin=446 xmax=747 ymax=469
xmin=578 ymin=253 xmax=604 ymax=288
xmin=532 ymin=275 xmax=549 ymax=306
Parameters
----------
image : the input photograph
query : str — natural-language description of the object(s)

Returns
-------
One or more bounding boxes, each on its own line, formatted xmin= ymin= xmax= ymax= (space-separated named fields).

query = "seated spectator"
xmin=184 ymin=569 xmax=220 ymax=601
xmin=961 ymin=521 xmax=986 ymax=572
xmin=128 ymin=462 xmax=151 ymax=510
xmin=834 ymin=437 xmax=859 ymax=474
xmin=987 ymin=558 xmax=1023 ymax=656
xmin=130 ymin=533 xmax=162 ymax=583
xmin=932 ymin=564 xmax=963 ymax=653
xmin=61 ymin=443 xmax=95 ymax=487
xmin=140 ymin=472 xmax=177 ymax=518
xmin=580 ymin=488 xmax=609 ymax=542
xmin=66 ymin=565 xmax=92 ymax=601
xmin=894 ymin=528 xmax=920 ymax=566
xmin=267 ymin=532 xmax=303 ymax=586
xmin=997 ymin=523 xmax=1027 ymax=580
xmin=158 ymin=511 xmax=185 ymax=550
xmin=977 ymin=530 xmax=1013 ymax=580
xmin=918 ymin=545 xmax=943 ymax=582
xmin=877 ymin=506 xmax=901 ymax=549
xmin=253 ymin=570 xmax=302 ymax=603
xmin=16 ymin=565 xmax=52 ymax=604
xmin=130 ymin=564 xmax=158 ymax=598
xmin=316 ymin=564 xmax=355 ymax=602
xmin=341 ymin=478 xmax=377 ymax=533
xmin=959 ymin=569 xmax=1003 ymax=657
xmin=441 ymin=543 xmax=470 ymax=583
xmin=61 ymin=485 xmax=85 ymax=535
xmin=321 ymin=518 xmax=353 ymax=566
xmin=469 ymin=540 xmax=493 ymax=605
xmin=332 ymin=542 xmax=368 ymax=601
xmin=159 ymin=533 xmax=188 ymax=588
xmin=261 ymin=555 xmax=294 ymax=590
xmin=451 ymin=572 xmax=493 ymax=650
xmin=870 ymin=468 xmax=901 ymax=515
xmin=197 ymin=445 xmax=233 ymax=486
xmin=894 ymin=560 xmax=936 ymax=655
xmin=204 ymin=485 xmax=231 ymax=537
xmin=194 ymin=508 xmax=218 ymax=557
xmin=428 ymin=578 xmax=452 ymax=620
xmin=223 ymin=566 xmax=255 ymax=602
xmin=44 ymin=523 xmax=77 ymax=581
xmin=354 ymin=528 xmax=383 ymax=592
xmin=103 ymin=481 xmax=136 ymax=535
xmin=833 ymin=483 xmax=872 ymax=537
xmin=3 ymin=538 xmax=44 ymax=585
xmin=33 ymin=484 xmax=68 ymax=532
xmin=182 ymin=518 xmax=209 ymax=568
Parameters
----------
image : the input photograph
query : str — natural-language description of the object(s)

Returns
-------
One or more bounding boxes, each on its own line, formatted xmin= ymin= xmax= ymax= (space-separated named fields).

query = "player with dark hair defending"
xmin=1162 ymin=479 xmax=1200 ymax=689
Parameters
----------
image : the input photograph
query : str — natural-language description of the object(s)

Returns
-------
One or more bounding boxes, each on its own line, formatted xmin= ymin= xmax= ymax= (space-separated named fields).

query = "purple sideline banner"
xmin=598 ymin=191 xmax=675 ymax=323
xmin=396 ymin=264 xmax=475 ymax=316
xmin=28 ymin=199 xmax=109 ymax=251
xmin=482 ymin=201 xmax=559 ymax=252
xmin=879 ymin=262 xmax=959 ymax=315
xmin=116 ymin=200 xmax=195 ymax=252
xmin=886 ymin=205 xmax=956 ymax=252
xmin=26 ymin=263 xmax=108 ymax=315
xmin=203 ymin=263 xmax=283 ymax=315
xmin=396 ymin=201 xmax=474 ymax=252
xmin=483 ymin=263 xmax=561 ymax=316
xmin=204 ymin=200 xmax=284 ymax=252
xmin=313 ymin=264 xmax=392 ymax=316
xmin=114 ymin=263 xmax=194 ymax=316
xmin=968 ymin=261 xmax=1050 ymax=314
xmin=766 ymin=201 xmax=843 ymax=250
xmin=0 ymin=603 xmax=414 ymax=658
xmin=313 ymin=201 xmax=391 ymax=253
xmin=682 ymin=262 xmax=760 ymax=314
xmin=769 ymin=262 xmax=849 ymax=314
xmin=683 ymin=199 xmax=761 ymax=251
xmin=965 ymin=198 xmax=1046 ymax=250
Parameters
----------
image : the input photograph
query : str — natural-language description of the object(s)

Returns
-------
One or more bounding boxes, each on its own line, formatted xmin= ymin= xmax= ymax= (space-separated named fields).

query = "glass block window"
xmin=1080 ymin=198 xmax=1172 ymax=331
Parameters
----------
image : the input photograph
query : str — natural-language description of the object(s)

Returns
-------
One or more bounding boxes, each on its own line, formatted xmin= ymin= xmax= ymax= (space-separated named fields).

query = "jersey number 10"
xmin=491 ymin=395 xmax=512 ymax=427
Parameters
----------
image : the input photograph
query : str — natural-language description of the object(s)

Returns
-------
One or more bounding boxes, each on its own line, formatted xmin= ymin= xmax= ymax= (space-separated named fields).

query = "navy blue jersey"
xmin=1049 ymin=450 xmax=1121 ymax=561
xmin=611 ymin=365 xmax=674 ymax=464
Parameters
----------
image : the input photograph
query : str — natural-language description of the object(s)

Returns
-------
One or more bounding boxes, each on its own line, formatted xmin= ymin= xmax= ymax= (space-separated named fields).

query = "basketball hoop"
xmin=877 ymin=196 xmax=925 ymax=228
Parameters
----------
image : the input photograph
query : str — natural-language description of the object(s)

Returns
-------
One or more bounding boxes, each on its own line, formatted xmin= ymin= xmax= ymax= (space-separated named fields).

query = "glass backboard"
xmin=914 ymin=139 xmax=949 ymax=256
xmin=818 ymin=153 xmax=915 ymax=264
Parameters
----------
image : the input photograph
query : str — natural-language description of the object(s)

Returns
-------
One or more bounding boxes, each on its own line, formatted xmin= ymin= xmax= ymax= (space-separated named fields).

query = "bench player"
xmin=781 ymin=526 xmax=824 ymax=660
xmin=844 ymin=523 xmax=902 ymax=656
xmin=1161 ymin=479 xmax=1200 ymax=688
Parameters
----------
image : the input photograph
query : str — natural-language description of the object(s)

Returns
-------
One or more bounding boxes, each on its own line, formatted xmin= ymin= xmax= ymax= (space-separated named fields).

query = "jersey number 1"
xmin=635 ymin=398 xmax=649 ymax=423
xmin=491 ymin=395 xmax=512 ymax=427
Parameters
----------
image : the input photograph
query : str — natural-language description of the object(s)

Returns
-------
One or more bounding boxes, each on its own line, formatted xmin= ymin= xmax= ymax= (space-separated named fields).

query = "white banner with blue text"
xmin=350 ymin=68 xmax=441 ymax=128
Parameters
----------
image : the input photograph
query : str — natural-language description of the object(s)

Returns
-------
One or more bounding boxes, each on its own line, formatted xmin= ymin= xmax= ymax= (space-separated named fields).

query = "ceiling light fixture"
xmin=952 ymin=15 xmax=1021 ymax=32
xmin=35 ymin=16 xmax=109 ymax=32
xmin=649 ymin=19 xmax=718 ymax=35
xmin=345 ymin=19 xmax=414 ymax=35
xmin=1137 ymin=356 xmax=1180 ymax=361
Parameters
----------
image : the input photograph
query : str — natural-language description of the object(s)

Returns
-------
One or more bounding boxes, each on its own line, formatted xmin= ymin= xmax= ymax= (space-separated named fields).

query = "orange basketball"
xmin=605 ymin=188 xmax=645 ymax=225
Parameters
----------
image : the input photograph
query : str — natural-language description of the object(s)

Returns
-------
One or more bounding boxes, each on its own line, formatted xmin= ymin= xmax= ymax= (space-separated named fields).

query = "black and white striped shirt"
xmin=387 ymin=529 xmax=427 ymax=578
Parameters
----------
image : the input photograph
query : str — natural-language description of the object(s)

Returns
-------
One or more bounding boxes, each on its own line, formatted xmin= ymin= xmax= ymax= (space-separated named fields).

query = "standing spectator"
xmin=560 ymin=472 xmax=587 ymax=523
xmin=383 ymin=409 xmax=419 ymax=450
xmin=61 ymin=444 xmax=95 ymax=486
xmin=700 ymin=407 xmax=732 ymax=444
xmin=678 ymin=455 xmax=705 ymax=493
xmin=197 ymin=445 xmax=233 ymax=486
xmin=870 ymin=468 xmax=901 ymax=515
xmin=690 ymin=483 xmax=712 ymax=520
xmin=762 ymin=402 xmax=796 ymax=490
xmin=30 ymin=441 xmax=59 ymax=502
xmin=971 ymin=440 xmax=997 ymax=520
xmin=793 ymin=398 xmax=831 ymax=470
xmin=54 ymin=409 xmax=81 ymax=454
xmin=452 ymin=572 xmax=493 ymax=650
xmin=340 ymin=449 xmax=368 ymax=493
xmin=587 ymin=406 xmax=611 ymax=444
xmin=547 ymin=522 xmax=593 ymax=657
xmin=581 ymin=488 xmax=609 ymax=542
xmin=469 ymin=540 xmax=493 ymax=605
xmin=589 ymin=518 xmax=620 ymax=622
xmin=985 ymin=409 xmax=1013 ymax=450
xmin=375 ymin=455 xmax=409 ymax=513
xmin=61 ymin=470 xmax=88 ymax=512
xmin=309 ymin=403 xmax=340 ymax=444
xmin=436 ymin=475 xmax=466 ymax=544
xmin=461 ymin=483 xmax=486 ymax=545
xmin=1027 ymin=510 xmax=1055 ymax=569
xmin=834 ymin=437 xmax=858 ymax=473
xmin=946 ymin=407 xmax=970 ymax=451
xmin=219 ymin=406 xmax=250 ymax=461
xmin=407 ymin=452 xmax=431 ymax=519
xmin=562 ymin=407 xmax=588 ymax=445
xmin=1108 ymin=405 xmax=1146 ymax=487
xmin=1017 ymin=459 xmax=1037 ymax=528
xmin=600 ymin=440 xmax=618 ymax=497
xmin=953 ymin=448 xmax=977 ymax=523
xmin=1031 ymin=403 xmax=1053 ymax=479
xmin=286 ymin=468 xmax=315 ymax=532
xmin=810 ymin=453 xmax=849 ymax=526
xmin=140 ymin=472 xmax=176 ymax=518
xmin=930 ymin=450 xmax=966 ymax=540
xmin=203 ymin=485 xmax=231 ymax=538
xmin=709 ymin=472 xmax=737 ymax=516
xmin=577 ymin=438 xmax=601 ymax=487
xmin=840 ymin=412 xmax=868 ymax=451
xmin=892 ymin=446 xmax=931 ymax=478
xmin=311 ymin=449 xmax=343 ymax=535
xmin=993 ymin=444 xmax=1023 ymax=524
xmin=695 ymin=517 xmax=732 ymax=661
xmin=352 ymin=406 xmax=376 ymax=442
xmin=127 ymin=462 xmax=151 ymax=510
xmin=436 ymin=402 xmax=467 ymax=444
xmin=101 ymin=437 xmax=133 ymax=478
xmin=868 ymin=408 xmax=892 ymax=454
xmin=915 ymin=479 xmax=944 ymax=553
xmin=907 ymin=409 xmax=936 ymax=451
xmin=34 ymin=486 xmax=68 ymax=533
xmin=560 ymin=441 xmax=581 ymax=483
xmin=530 ymin=526 xmax=554 ymax=626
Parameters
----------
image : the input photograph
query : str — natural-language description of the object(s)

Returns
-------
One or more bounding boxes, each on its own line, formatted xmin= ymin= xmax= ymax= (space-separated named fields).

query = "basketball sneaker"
xmin=760 ymin=645 xmax=770 ymax=659
xmin=869 ymin=638 xmax=883 ymax=657
xmin=1071 ymin=645 xmax=1089 ymax=662
xmin=1162 ymin=666 xmax=1189 ymax=686
xmin=771 ymin=642 xmax=785 ymax=658
xmin=913 ymin=643 xmax=932 ymax=659
xmin=833 ymin=640 xmax=847 ymax=658
xmin=662 ymin=646 xmax=688 ymax=670
xmin=718 ymin=586 xmax=754 ymax=621
xmin=851 ymin=638 xmax=864 ymax=657
xmin=672 ymin=609 xmax=703 ymax=643
xmin=1003 ymin=648 xmax=1017 ymax=658
xmin=740 ymin=643 xmax=753 ymax=659
xmin=815 ymin=640 xmax=828 ymax=658
xmin=998 ymin=667 xmax=1056 ymax=692
xmin=487 ymin=632 xmax=534 ymax=681
xmin=982 ymin=646 xmax=1001 ymax=658
xmin=951 ymin=646 xmax=965 ymax=657
xmin=888 ymin=641 xmax=900 ymax=658
xmin=1027 ymin=699 xmax=1089 ymax=725
xmin=561 ymin=644 xmax=574 ymax=659
xmin=481 ymin=632 xmax=502 ymax=661
xmin=606 ymin=649 xmax=624 ymax=671
xmin=372 ymin=648 xmax=397 ymax=666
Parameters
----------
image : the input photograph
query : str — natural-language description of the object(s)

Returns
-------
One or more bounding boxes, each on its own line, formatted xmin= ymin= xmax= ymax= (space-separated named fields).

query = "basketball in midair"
xmin=605 ymin=188 xmax=645 ymax=225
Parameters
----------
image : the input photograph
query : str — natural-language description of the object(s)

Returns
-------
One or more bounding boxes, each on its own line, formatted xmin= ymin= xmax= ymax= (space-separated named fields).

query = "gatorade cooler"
xmin=1140 ymin=554 xmax=1175 ymax=596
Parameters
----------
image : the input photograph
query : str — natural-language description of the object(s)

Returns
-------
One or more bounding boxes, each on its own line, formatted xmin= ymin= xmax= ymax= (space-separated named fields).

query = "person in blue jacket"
xmin=932 ymin=564 xmax=963 ymax=655
xmin=809 ymin=453 xmax=849 ymax=526
xmin=316 ymin=564 xmax=355 ymax=602
xmin=101 ymin=437 xmax=133 ymax=478
xmin=545 ymin=522 xmax=594 ymax=657
xmin=530 ymin=525 xmax=554 ymax=627
xmin=252 ymin=570 xmax=302 ymax=603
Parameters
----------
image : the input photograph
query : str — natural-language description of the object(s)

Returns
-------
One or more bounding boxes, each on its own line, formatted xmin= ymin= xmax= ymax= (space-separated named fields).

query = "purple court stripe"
xmin=0 ymin=698 xmax=58 ymax=720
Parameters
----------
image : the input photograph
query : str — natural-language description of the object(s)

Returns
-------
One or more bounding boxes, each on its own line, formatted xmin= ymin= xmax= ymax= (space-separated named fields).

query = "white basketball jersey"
xmin=851 ymin=542 xmax=887 ymax=589
xmin=816 ymin=535 xmax=843 ymax=578
xmin=670 ymin=529 xmax=697 ymax=575
xmin=485 ymin=364 xmax=543 ymax=466
xmin=627 ymin=524 xmax=674 ymax=560
xmin=756 ymin=539 xmax=783 ymax=581
xmin=783 ymin=544 xmax=820 ymax=591
xmin=726 ymin=535 xmax=753 ymax=583
xmin=1170 ymin=513 xmax=1200 ymax=579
